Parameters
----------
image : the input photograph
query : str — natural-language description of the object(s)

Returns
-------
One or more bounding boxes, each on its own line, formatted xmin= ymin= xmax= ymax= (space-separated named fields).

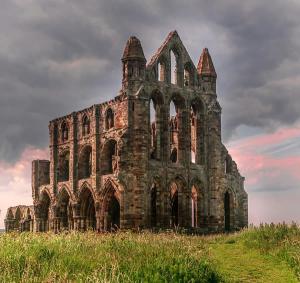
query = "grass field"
xmin=0 ymin=224 xmax=299 ymax=282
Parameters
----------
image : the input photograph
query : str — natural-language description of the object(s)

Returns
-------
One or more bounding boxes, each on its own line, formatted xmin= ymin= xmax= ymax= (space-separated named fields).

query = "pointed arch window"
xmin=225 ymin=156 xmax=232 ymax=174
xmin=158 ymin=59 xmax=166 ymax=82
xmin=105 ymin=108 xmax=114 ymax=130
xmin=82 ymin=115 xmax=90 ymax=136
xmin=170 ymin=50 xmax=177 ymax=85
xmin=170 ymin=148 xmax=177 ymax=163
xmin=61 ymin=122 xmax=69 ymax=142
xmin=101 ymin=139 xmax=117 ymax=174
xmin=78 ymin=146 xmax=92 ymax=179
xmin=58 ymin=151 xmax=70 ymax=182
xmin=184 ymin=62 xmax=194 ymax=87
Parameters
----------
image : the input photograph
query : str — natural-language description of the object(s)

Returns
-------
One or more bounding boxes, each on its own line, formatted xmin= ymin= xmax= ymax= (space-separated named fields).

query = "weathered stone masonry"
xmin=5 ymin=31 xmax=248 ymax=233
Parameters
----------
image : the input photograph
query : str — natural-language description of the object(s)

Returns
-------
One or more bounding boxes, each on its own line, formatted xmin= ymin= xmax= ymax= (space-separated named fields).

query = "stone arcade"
xmin=5 ymin=31 xmax=248 ymax=233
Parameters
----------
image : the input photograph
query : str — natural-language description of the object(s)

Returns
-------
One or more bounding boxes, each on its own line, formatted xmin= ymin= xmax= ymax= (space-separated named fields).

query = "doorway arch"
xmin=80 ymin=187 xmax=96 ymax=231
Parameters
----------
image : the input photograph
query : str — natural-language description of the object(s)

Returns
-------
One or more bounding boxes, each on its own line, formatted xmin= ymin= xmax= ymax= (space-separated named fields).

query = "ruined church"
xmin=5 ymin=31 xmax=248 ymax=233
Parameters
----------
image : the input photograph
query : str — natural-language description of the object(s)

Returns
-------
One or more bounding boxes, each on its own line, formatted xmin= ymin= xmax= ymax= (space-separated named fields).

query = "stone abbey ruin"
xmin=5 ymin=31 xmax=248 ymax=233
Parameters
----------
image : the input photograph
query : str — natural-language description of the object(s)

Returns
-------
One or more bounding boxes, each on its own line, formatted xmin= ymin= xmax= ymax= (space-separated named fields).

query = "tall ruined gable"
xmin=146 ymin=31 xmax=198 ymax=86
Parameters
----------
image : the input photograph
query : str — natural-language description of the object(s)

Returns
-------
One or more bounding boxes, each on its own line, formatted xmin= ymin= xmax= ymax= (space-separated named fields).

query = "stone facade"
xmin=5 ymin=31 xmax=248 ymax=233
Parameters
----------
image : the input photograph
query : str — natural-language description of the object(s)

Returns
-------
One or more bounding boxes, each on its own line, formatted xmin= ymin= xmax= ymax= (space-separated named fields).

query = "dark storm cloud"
xmin=0 ymin=0 xmax=300 ymax=162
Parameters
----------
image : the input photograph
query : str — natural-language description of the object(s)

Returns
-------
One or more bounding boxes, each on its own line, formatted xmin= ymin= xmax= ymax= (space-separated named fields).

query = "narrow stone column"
xmin=34 ymin=218 xmax=43 ymax=232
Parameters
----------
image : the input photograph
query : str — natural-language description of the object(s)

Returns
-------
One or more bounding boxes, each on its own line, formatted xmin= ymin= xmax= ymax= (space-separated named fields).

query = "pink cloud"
xmin=0 ymin=147 xmax=48 ymax=228
xmin=228 ymin=126 xmax=300 ymax=178
xmin=231 ymin=125 xmax=300 ymax=150
xmin=226 ymin=125 xmax=300 ymax=224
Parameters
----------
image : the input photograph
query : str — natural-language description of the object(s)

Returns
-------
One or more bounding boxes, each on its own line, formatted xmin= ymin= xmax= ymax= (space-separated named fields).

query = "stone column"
xmin=72 ymin=203 xmax=81 ymax=231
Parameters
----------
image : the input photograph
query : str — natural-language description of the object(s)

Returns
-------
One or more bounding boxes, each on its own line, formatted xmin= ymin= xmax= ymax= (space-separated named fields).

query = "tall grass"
xmin=0 ymin=224 xmax=299 ymax=282
xmin=241 ymin=223 xmax=300 ymax=279
xmin=0 ymin=231 xmax=221 ymax=282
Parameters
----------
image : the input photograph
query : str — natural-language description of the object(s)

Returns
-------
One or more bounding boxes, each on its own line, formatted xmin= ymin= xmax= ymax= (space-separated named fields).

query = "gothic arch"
xmin=79 ymin=185 xmax=96 ymax=231
xmin=26 ymin=208 xmax=32 ymax=220
xmin=57 ymin=187 xmax=73 ymax=230
xmin=168 ymin=93 xmax=186 ymax=164
xmin=168 ymin=93 xmax=186 ymax=109
xmin=223 ymin=188 xmax=236 ymax=232
xmin=58 ymin=149 xmax=70 ymax=182
xmin=77 ymin=181 xmax=97 ymax=203
xmin=6 ymin=208 xmax=14 ymax=219
xmin=78 ymin=145 xmax=92 ymax=179
xmin=184 ymin=61 xmax=195 ymax=86
xmin=82 ymin=114 xmax=90 ymax=136
xmin=190 ymin=178 xmax=206 ymax=228
xmin=149 ymin=90 xmax=164 ymax=160
xmin=61 ymin=121 xmax=69 ymax=142
xmin=169 ymin=45 xmax=182 ymax=85
xmin=190 ymin=98 xmax=205 ymax=165
xmin=40 ymin=190 xmax=52 ymax=232
xmin=150 ymin=89 xmax=164 ymax=105
xmin=100 ymin=179 xmax=123 ymax=231
xmin=225 ymin=155 xmax=232 ymax=174
xmin=168 ymin=175 xmax=187 ymax=227
xmin=148 ymin=175 xmax=162 ymax=228
xmin=105 ymin=108 xmax=114 ymax=130
xmin=157 ymin=56 xmax=167 ymax=82
xmin=101 ymin=139 xmax=118 ymax=174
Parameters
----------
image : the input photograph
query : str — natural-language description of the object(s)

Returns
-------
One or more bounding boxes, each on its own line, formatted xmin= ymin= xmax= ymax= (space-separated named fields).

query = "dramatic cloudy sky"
xmin=1 ymin=0 xmax=300 ymax=228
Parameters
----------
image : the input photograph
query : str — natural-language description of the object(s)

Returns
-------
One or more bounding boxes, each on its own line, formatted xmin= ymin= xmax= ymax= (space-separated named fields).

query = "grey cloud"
xmin=1 ymin=0 xmax=300 ymax=162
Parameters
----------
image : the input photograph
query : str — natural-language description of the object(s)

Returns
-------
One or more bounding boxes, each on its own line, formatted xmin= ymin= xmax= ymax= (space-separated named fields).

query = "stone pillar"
xmin=207 ymin=100 xmax=223 ymax=232
xmin=52 ymin=217 xmax=61 ymax=233
xmin=49 ymin=122 xmax=58 ymax=194
xmin=69 ymin=113 xmax=77 ymax=195
xmin=72 ymin=203 xmax=81 ymax=231
xmin=34 ymin=218 xmax=43 ymax=232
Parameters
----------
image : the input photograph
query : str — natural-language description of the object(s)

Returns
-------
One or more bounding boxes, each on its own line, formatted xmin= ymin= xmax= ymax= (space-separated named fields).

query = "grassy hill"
xmin=0 ymin=224 xmax=299 ymax=282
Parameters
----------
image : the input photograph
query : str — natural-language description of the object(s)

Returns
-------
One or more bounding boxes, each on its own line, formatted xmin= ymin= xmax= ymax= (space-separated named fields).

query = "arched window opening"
xmin=78 ymin=146 xmax=92 ymax=179
xmin=107 ymin=195 xmax=120 ymax=231
xmin=58 ymin=151 xmax=70 ymax=182
xmin=58 ymin=189 xmax=72 ymax=230
xmin=191 ymin=187 xmax=198 ymax=228
xmin=26 ymin=208 xmax=32 ymax=220
xmin=82 ymin=115 xmax=90 ymax=136
xmin=105 ymin=108 xmax=114 ymax=130
xmin=170 ymin=189 xmax=179 ymax=227
xmin=101 ymin=140 xmax=117 ymax=174
xmin=170 ymin=50 xmax=177 ymax=85
xmin=80 ymin=188 xmax=96 ymax=231
xmin=7 ymin=209 xmax=14 ymax=220
xmin=61 ymin=122 xmax=69 ymax=142
xmin=170 ymin=100 xmax=177 ymax=117
xmin=191 ymin=107 xmax=196 ymax=164
xmin=190 ymin=99 xmax=205 ymax=165
xmin=158 ymin=61 xmax=166 ymax=82
xmin=150 ymin=99 xmax=156 ymax=159
xmin=169 ymin=95 xmax=185 ymax=164
xmin=170 ymin=148 xmax=177 ymax=163
xmin=225 ymin=156 xmax=231 ymax=174
xmin=224 ymin=191 xmax=230 ymax=232
xmin=149 ymin=92 xmax=163 ymax=160
xmin=150 ymin=185 xmax=157 ymax=227
xmin=184 ymin=63 xmax=193 ymax=87
xmin=169 ymin=100 xmax=177 ymax=145
xmin=40 ymin=192 xmax=51 ymax=232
